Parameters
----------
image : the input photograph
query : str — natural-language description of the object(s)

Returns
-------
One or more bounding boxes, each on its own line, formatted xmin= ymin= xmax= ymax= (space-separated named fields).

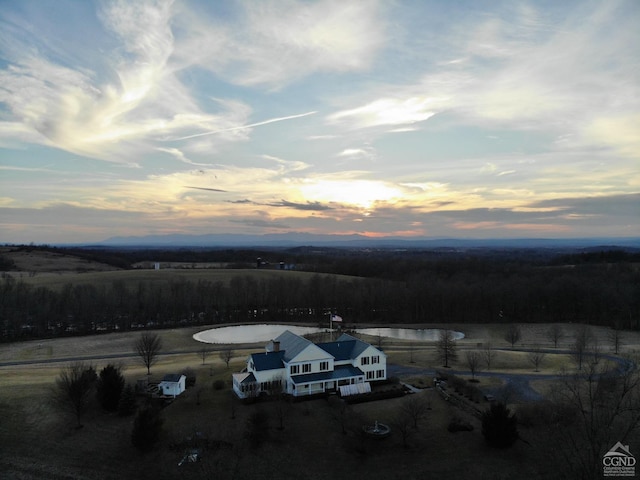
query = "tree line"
xmin=1 ymin=248 xmax=639 ymax=341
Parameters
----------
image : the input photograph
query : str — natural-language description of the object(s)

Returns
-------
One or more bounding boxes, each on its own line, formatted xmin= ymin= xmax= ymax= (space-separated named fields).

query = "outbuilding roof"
xmin=162 ymin=374 xmax=185 ymax=383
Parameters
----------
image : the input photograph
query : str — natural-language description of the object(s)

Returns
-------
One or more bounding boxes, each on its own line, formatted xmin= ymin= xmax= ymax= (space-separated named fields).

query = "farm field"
xmin=1 ymin=245 xmax=371 ymax=292
xmin=5 ymin=267 xmax=360 ymax=291
xmin=0 ymin=247 xmax=121 ymax=273
xmin=1 ymin=323 xmax=638 ymax=480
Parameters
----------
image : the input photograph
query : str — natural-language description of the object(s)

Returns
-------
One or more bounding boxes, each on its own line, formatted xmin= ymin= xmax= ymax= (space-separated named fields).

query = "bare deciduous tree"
xmin=327 ymin=395 xmax=351 ymax=435
xmin=547 ymin=362 xmax=640 ymax=479
xmin=547 ymin=324 xmax=564 ymax=348
xmin=401 ymin=393 xmax=429 ymax=429
xmin=267 ymin=375 xmax=287 ymax=431
xmin=483 ymin=342 xmax=496 ymax=371
xmin=198 ymin=346 xmax=210 ymax=365
xmin=54 ymin=362 xmax=96 ymax=428
xmin=134 ymin=332 xmax=162 ymax=375
xmin=592 ymin=336 xmax=602 ymax=365
xmin=527 ymin=346 xmax=546 ymax=372
xmin=409 ymin=341 xmax=416 ymax=364
xmin=465 ymin=351 xmax=482 ymax=380
xmin=229 ymin=390 xmax=238 ymax=420
xmin=219 ymin=348 xmax=235 ymax=369
xmin=436 ymin=329 xmax=458 ymax=368
xmin=573 ymin=325 xmax=592 ymax=370
xmin=609 ymin=327 xmax=624 ymax=354
xmin=504 ymin=324 xmax=521 ymax=349
xmin=392 ymin=410 xmax=415 ymax=449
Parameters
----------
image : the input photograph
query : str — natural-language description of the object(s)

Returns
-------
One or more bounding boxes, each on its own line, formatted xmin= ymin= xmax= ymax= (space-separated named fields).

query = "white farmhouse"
xmin=232 ymin=330 xmax=387 ymax=399
xmin=158 ymin=373 xmax=186 ymax=397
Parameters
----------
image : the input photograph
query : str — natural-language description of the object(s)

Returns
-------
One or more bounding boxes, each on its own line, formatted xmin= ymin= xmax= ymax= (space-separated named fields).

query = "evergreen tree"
xmin=131 ymin=405 xmax=163 ymax=452
xmin=96 ymin=364 xmax=125 ymax=411
xmin=118 ymin=383 xmax=137 ymax=416
xmin=482 ymin=402 xmax=519 ymax=448
xmin=245 ymin=408 xmax=269 ymax=449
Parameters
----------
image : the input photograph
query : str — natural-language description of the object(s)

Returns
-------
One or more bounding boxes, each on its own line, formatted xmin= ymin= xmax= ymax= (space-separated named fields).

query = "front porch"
xmin=290 ymin=365 xmax=365 ymax=397
xmin=232 ymin=372 xmax=257 ymax=399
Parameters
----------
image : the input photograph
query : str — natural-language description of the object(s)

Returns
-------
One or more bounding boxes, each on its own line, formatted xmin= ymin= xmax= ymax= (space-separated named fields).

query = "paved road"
xmin=0 ymin=345 xmax=253 ymax=368
xmin=388 ymin=364 xmax=551 ymax=402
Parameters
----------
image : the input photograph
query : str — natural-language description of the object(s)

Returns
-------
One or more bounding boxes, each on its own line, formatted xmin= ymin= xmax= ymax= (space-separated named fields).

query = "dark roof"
xmin=316 ymin=340 xmax=357 ymax=361
xmin=162 ymin=374 xmax=184 ymax=383
xmin=251 ymin=351 xmax=285 ymax=371
xmin=336 ymin=333 xmax=372 ymax=357
xmin=317 ymin=333 xmax=378 ymax=360
xmin=291 ymin=365 xmax=364 ymax=385
xmin=239 ymin=372 xmax=256 ymax=385
xmin=274 ymin=330 xmax=314 ymax=362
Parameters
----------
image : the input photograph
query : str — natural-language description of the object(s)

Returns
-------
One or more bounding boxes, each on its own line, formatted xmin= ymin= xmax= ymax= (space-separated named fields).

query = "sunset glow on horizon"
xmin=0 ymin=1 xmax=638 ymax=244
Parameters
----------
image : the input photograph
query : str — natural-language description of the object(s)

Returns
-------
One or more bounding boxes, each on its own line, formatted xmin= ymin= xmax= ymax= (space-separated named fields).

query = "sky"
xmin=0 ymin=0 xmax=639 ymax=244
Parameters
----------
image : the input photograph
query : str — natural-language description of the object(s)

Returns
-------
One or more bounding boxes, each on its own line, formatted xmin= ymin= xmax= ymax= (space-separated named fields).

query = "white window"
xmin=366 ymin=371 xmax=374 ymax=380
xmin=290 ymin=364 xmax=299 ymax=375
xmin=372 ymin=356 xmax=380 ymax=364
xmin=302 ymin=363 xmax=311 ymax=373
xmin=320 ymin=361 xmax=329 ymax=371
xmin=376 ymin=370 xmax=385 ymax=378
xmin=361 ymin=357 xmax=370 ymax=365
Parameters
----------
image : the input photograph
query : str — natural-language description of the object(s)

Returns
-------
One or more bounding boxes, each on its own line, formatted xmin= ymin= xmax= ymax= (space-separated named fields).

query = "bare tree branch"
xmin=134 ymin=333 xmax=162 ymax=375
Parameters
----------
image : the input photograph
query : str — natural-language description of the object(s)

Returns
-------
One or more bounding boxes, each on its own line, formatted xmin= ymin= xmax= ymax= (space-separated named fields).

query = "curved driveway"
xmin=388 ymin=348 xmax=636 ymax=403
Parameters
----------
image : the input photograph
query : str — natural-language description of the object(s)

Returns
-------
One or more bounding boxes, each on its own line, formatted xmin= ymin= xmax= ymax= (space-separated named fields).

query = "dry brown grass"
xmin=1 ymin=247 xmax=119 ymax=274
xmin=6 ymin=267 xmax=362 ymax=293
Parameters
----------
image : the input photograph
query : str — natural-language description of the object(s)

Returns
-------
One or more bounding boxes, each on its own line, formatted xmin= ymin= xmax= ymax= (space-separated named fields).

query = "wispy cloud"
xmin=266 ymin=200 xmax=332 ymax=211
xmin=184 ymin=186 xmax=227 ymax=193
xmin=0 ymin=1 xmax=638 ymax=243
xmin=211 ymin=0 xmax=386 ymax=87
xmin=328 ymin=97 xmax=439 ymax=129
xmin=168 ymin=111 xmax=317 ymax=141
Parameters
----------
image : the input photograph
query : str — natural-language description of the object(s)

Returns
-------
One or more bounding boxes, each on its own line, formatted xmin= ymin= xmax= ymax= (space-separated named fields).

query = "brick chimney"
xmin=273 ymin=340 xmax=280 ymax=352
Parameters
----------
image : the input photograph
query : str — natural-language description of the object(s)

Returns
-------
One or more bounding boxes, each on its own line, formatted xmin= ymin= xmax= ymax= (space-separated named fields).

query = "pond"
xmin=193 ymin=324 xmax=464 ymax=344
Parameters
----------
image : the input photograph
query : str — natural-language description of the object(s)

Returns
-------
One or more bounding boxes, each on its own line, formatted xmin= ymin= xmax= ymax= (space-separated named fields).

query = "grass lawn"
xmin=1 ymin=324 xmax=638 ymax=479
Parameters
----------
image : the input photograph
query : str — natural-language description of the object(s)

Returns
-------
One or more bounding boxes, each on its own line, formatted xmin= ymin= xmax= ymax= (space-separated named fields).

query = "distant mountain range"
xmin=94 ymin=233 xmax=640 ymax=249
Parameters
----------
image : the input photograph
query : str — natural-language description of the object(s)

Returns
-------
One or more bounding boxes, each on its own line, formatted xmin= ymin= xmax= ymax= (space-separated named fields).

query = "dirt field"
xmin=1 ymin=322 xmax=638 ymax=479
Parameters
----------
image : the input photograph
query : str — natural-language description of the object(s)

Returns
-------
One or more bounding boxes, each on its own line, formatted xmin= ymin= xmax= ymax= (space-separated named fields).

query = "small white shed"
xmin=158 ymin=374 xmax=186 ymax=397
